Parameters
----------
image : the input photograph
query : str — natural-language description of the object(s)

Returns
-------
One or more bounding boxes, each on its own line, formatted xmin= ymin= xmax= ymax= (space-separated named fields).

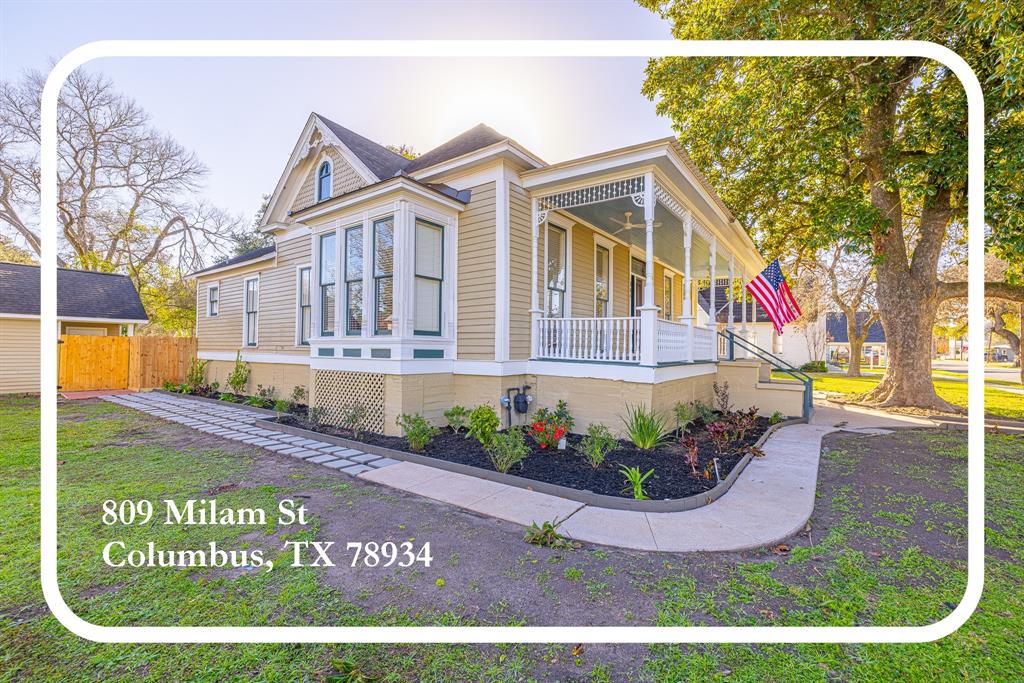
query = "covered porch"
xmin=521 ymin=140 xmax=765 ymax=367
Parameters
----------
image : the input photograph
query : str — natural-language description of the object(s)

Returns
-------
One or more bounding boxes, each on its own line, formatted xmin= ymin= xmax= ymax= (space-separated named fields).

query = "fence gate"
xmin=58 ymin=335 xmax=196 ymax=392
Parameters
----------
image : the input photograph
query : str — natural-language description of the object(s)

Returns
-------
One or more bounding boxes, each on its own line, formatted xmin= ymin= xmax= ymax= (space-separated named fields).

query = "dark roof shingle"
xmin=0 ymin=262 xmax=148 ymax=321
xmin=316 ymin=114 xmax=411 ymax=180
xmin=402 ymin=123 xmax=508 ymax=173
xmin=190 ymin=245 xmax=276 ymax=277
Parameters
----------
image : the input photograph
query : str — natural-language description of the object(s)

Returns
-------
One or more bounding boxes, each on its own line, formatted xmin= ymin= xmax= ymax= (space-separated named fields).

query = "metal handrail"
xmin=718 ymin=329 xmax=814 ymax=419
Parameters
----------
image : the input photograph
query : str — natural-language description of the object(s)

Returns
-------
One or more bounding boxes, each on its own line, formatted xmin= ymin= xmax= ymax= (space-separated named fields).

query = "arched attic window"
xmin=317 ymin=160 xmax=332 ymax=201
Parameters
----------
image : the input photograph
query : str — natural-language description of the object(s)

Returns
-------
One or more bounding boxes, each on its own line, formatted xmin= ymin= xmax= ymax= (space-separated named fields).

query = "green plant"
xmin=706 ymin=421 xmax=732 ymax=455
xmin=681 ymin=435 xmax=700 ymax=475
xmin=620 ymin=404 xmax=672 ymax=450
xmin=467 ymin=404 xmax=500 ymax=448
xmin=328 ymin=657 xmax=371 ymax=683
xmin=218 ymin=393 xmax=237 ymax=403
xmin=673 ymin=401 xmax=699 ymax=434
xmin=575 ymin=423 xmax=617 ymax=468
xmin=485 ymin=427 xmax=529 ymax=473
xmin=245 ymin=394 xmax=272 ymax=408
xmin=289 ymin=385 xmax=308 ymax=405
xmin=305 ymin=406 xmax=327 ymax=428
xmin=338 ymin=404 xmax=367 ymax=438
xmin=800 ymin=360 xmax=827 ymax=373
xmin=185 ymin=357 xmax=210 ymax=390
xmin=225 ymin=351 xmax=250 ymax=395
xmin=620 ymin=465 xmax=654 ymax=500
xmin=692 ymin=400 xmax=716 ymax=424
xmin=523 ymin=517 xmax=580 ymax=550
xmin=396 ymin=413 xmax=440 ymax=452
xmin=443 ymin=405 xmax=470 ymax=434
xmin=713 ymin=381 xmax=733 ymax=414
xmin=769 ymin=410 xmax=786 ymax=425
xmin=273 ymin=399 xmax=290 ymax=413
xmin=530 ymin=400 xmax=575 ymax=449
xmin=161 ymin=380 xmax=176 ymax=392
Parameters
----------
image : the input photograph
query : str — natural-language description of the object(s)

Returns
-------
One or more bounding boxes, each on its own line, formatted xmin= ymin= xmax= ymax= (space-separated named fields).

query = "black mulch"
xmin=276 ymin=416 xmax=772 ymax=500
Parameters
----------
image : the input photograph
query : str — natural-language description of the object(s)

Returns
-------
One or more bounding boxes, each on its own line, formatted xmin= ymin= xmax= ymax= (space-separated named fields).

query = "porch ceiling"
xmin=562 ymin=196 xmax=727 ymax=275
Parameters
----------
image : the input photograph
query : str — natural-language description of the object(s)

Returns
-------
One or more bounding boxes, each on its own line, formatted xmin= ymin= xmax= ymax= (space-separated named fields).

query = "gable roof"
xmin=826 ymin=311 xmax=886 ymax=344
xmin=401 ymin=123 xmax=510 ymax=173
xmin=190 ymin=245 xmax=276 ymax=277
xmin=316 ymin=114 xmax=410 ymax=180
xmin=0 ymin=262 xmax=148 ymax=321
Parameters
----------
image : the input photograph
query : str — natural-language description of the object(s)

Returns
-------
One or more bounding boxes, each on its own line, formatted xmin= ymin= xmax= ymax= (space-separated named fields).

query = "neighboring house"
xmin=0 ymin=262 xmax=148 ymax=393
xmin=825 ymin=311 xmax=886 ymax=365
xmin=190 ymin=113 xmax=806 ymax=435
xmin=696 ymin=284 xmax=821 ymax=368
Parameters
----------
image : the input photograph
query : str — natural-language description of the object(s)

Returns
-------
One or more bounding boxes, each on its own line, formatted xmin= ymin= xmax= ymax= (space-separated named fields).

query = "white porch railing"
xmin=535 ymin=316 xmax=640 ymax=362
xmin=535 ymin=316 xmax=717 ymax=364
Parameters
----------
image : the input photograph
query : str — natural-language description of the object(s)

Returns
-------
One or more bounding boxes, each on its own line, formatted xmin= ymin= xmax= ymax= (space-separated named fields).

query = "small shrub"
xmin=245 ymin=394 xmax=272 ymax=408
xmin=305 ymin=406 xmax=327 ymax=428
xmin=530 ymin=400 xmax=574 ymax=449
xmin=161 ymin=380 xmax=176 ymax=392
xmin=712 ymin=381 xmax=733 ymax=414
xmin=620 ymin=404 xmax=672 ymax=450
xmin=272 ymin=399 xmax=290 ymax=412
xmin=338 ymin=404 xmax=367 ymax=438
xmin=800 ymin=360 xmax=827 ymax=373
xmin=485 ymin=427 xmax=529 ymax=473
xmin=769 ymin=410 xmax=786 ymax=425
xmin=681 ymin=435 xmax=699 ymax=475
xmin=256 ymin=384 xmax=276 ymax=400
xmin=185 ymin=357 xmax=210 ymax=391
xmin=523 ymin=518 xmax=580 ymax=550
xmin=619 ymin=465 xmax=654 ymax=500
xmin=396 ymin=413 xmax=440 ymax=452
xmin=218 ymin=393 xmax=237 ymax=403
xmin=443 ymin=405 xmax=470 ymax=434
xmin=732 ymin=406 xmax=759 ymax=441
xmin=467 ymin=404 xmax=500 ymax=448
xmin=706 ymin=421 xmax=732 ymax=455
xmin=673 ymin=401 xmax=699 ymax=435
xmin=289 ymin=385 xmax=308 ymax=405
xmin=226 ymin=351 xmax=250 ymax=395
xmin=692 ymin=400 xmax=716 ymax=424
xmin=576 ymin=423 xmax=616 ymax=468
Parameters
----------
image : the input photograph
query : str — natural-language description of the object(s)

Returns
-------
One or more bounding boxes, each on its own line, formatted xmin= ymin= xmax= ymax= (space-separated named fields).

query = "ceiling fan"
xmin=608 ymin=211 xmax=661 ymax=234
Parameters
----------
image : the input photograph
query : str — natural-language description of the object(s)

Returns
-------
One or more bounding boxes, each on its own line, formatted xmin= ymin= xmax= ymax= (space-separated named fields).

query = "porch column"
xmin=682 ymin=211 xmax=694 ymax=362
xmin=529 ymin=197 xmax=544 ymax=358
xmin=638 ymin=172 xmax=658 ymax=366
xmin=727 ymin=254 xmax=735 ymax=331
xmin=709 ymin=240 xmax=717 ymax=360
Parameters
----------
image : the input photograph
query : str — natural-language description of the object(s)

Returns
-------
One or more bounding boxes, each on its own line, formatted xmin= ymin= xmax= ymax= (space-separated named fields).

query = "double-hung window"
xmin=413 ymin=219 xmax=443 ymax=335
xmin=373 ymin=216 xmax=394 ymax=335
xmin=319 ymin=232 xmax=336 ymax=336
xmin=594 ymin=245 xmax=609 ymax=317
xmin=243 ymin=277 xmax=259 ymax=346
xmin=297 ymin=267 xmax=311 ymax=345
xmin=207 ymin=284 xmax=219 ymax=317
xmin=344 ymin=225 xmax=363 ymax=335
xmin=546 ymin=225 xmax=567 ymax=317
xmin=663 ymin=273 xmax=674 ymax=319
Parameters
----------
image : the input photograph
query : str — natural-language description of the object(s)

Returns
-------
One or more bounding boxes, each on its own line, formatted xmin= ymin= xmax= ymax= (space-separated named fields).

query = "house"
xmin=190 ymin=114 xmax=807 ymax=435
xmin=825 ymin=311 xmax=886 ymax=365
xmin=696 ymin=283 xmax=822 ymax=369
xmin=0 ymin=262 xmax=148 ymax=393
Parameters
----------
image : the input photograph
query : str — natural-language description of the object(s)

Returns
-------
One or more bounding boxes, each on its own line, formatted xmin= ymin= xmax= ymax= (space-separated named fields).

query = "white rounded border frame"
xmin=39 ymin=39 xmax=985 ymax=644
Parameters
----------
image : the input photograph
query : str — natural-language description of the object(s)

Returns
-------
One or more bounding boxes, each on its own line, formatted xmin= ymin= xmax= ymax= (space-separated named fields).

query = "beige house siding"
xmin=291 ymin=148 xmax=367 ymax=214
xmin=60 ymin=321 xmax=123 ymax=336
xmin=196 ymin=235 xmax=311 ymax=356
xmin=508 ymin=182 xmax=533 ymax=359
xmin=457 ymin=181 xmax=497 ymax=360
xmin=0 ymin=318 xmax=41 ymax=393
xmin=205 ymin=360 xmax=309 ymax=399
xmin=612 ymin=244 xmax=630 ymax=317
xmin=570 ymin=222 xmax=595 ymax=316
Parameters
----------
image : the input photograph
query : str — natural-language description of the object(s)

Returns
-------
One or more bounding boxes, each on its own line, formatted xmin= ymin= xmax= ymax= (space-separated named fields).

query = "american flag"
xmin=746 ymin=259 xmax=801 ymax=335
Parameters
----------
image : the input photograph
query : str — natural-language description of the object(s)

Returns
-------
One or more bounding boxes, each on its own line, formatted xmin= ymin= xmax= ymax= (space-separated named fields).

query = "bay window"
xmin=413 ymin=218 xmax=443 ymax=335
xmin=373 ymin=216 xmax=394 ymax=335
xmin=546 ymin=224 xmax=567 ymax=317
xmin=319 ymin=232 xmax=336 ymax=336
xmin=344 ymin=225 xmax=363 ymax=335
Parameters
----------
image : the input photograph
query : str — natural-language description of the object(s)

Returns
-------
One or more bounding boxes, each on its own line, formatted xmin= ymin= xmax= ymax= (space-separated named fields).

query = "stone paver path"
xmin=100 ymin=392 xmax=397 ymax=477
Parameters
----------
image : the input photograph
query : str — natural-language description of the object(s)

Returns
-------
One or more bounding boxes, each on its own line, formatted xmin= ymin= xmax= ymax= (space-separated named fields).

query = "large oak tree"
xmin=640 ymin=0 xmax=1023 ymax=409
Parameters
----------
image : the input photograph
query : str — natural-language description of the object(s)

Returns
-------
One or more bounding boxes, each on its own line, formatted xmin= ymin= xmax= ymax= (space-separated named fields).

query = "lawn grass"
xmin=774 ymin=371 xmax=1024 ymax=420
xmin=1 ymin=396 xmax=1021 ymax=679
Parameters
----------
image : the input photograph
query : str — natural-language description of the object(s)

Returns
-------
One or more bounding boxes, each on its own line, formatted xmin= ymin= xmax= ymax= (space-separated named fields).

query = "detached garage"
xmin=0 ymin=262 xmax=148 ymax=393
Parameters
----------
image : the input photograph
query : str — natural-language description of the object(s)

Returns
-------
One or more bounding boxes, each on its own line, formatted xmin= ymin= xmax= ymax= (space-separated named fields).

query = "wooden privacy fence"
xmin=58 ymin=335 xmax=196 ymax=392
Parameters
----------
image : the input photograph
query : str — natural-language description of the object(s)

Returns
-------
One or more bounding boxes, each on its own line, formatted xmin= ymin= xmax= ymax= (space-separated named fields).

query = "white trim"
xmin=294 ymin=264 xmax=312 ymax=346
xmin=315 ymin=155 xmax=333 ymax=202
xmin=543 ymin=219 xmax=572 ymax=317
xmin=242 ymin=274 xmax=260 ymax=348
xmin=593 ymin=238 xmax=613 ymax=317
xmin=190 ymin=252 xmax=274 ymax=280
xmin=206 ymin=280 xmax=220 ymax=317
xmin=0 ymin=313 xmax=148 ymax=324
xmin=198 ymin=350 xmax=310 ymax=366
xmin=293 ymin=177 xmax=466 ymax=222
xmin=410 ymin=140 xmax=545 ymax=181
xmin=494 ymin=164 xmax=510 ymax=361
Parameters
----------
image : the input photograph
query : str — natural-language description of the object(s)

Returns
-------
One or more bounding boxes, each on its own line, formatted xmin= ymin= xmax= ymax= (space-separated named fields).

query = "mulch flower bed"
xmin=276 ymin=415 xmax=772 ymax=500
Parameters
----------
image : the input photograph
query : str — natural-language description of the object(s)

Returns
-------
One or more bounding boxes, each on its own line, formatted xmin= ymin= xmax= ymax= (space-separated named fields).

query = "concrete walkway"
xmin=103 ymin=392 xmax=922 ymax=553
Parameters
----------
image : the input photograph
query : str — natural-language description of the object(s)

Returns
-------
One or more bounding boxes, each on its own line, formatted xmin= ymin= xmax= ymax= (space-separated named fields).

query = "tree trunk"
xmin=863 ymin=266 xmax=956 ymax=411
xmin=848 ymin=336 xmax=864 ymax=377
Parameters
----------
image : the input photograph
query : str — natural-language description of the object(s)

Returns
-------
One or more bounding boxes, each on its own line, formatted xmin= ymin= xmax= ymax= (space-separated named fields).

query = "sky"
xmin=0 ymin=0 xmax=678 ymax=222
